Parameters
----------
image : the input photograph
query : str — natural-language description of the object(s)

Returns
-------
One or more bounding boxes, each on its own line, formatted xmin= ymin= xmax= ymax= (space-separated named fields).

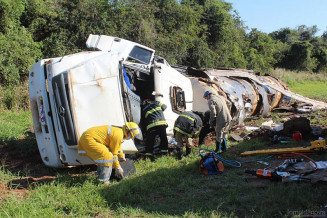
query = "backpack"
xmin=199 ymin=152 xmax=224 ymax=175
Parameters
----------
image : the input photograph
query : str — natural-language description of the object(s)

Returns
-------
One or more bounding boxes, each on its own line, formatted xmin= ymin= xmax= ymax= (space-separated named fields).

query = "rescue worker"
xmin=78 ymin=122 xmax=142 ymax=185
xmin=197 ymin=110 xmax=215 ymax=146
xmin=141 ymin=99 xmax=168 ymax=159
xmin=203 ymin=90 xmax=232 ymax=153
xmin=174 ymin=111 xmax=203 ymax=160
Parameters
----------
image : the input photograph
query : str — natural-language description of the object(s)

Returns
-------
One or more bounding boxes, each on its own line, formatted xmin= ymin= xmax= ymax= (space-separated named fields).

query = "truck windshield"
xmin=128 ymin=46 xmax=152 ymax=64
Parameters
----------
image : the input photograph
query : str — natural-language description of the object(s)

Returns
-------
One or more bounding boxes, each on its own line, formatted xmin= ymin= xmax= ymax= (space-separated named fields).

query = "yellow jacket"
xmin=78 ymin=125 xmax=125 ymax=168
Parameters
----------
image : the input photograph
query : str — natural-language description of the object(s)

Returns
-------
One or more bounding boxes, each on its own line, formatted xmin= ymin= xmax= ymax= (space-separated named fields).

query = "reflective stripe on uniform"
xmin=146 ymin=120 xmax=167 ymax=130
xmin=108 ymin=125 xmax=112 ymax=136
xmin=78 ymin=150 xmax=86 ymax=154
xmin=145 ymin=106 xmax=162 ymax=118
xmin=180 ymin=114 xmax=195 ymax=122
xmin=113 ymin=158 xmax=118 ymax=162
xmin=174 ymin=126 xmax=192 ymax=137
xmin=94 ymin=159 xmax=114 ymax=164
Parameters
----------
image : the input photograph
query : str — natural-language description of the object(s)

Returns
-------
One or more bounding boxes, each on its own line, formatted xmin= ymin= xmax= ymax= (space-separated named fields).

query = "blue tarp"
xmin=123 ymin=66 xmax=132 ymax=90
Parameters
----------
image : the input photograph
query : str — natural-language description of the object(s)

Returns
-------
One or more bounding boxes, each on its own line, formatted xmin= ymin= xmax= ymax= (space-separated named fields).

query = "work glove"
xmin=118 ymin=153 xmax=126 ymax=162
xmin=115 ymin=167 xmax=124 ymax=180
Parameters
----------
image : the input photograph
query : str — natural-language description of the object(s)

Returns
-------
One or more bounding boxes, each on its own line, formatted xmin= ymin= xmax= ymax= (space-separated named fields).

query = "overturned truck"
xmin=29 ymin=34 xmax=327 ymax=168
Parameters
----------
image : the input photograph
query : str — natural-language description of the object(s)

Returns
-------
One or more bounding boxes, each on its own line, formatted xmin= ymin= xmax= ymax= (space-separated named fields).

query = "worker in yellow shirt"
xmin=78 ymin=122 xmax=142 ymax=184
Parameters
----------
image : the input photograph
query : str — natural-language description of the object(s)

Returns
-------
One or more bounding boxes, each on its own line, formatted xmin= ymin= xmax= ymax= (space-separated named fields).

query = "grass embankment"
xmin=272 ymin=68 xmax=327 ymax=100
xmin=1 ymin=70 xmax=327 ymax=217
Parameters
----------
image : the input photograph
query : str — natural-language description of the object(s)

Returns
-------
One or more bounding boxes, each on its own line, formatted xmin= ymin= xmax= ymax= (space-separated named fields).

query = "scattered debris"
xmin=281 ymin=117 xmax=311 ymax=137
xmin=261 ymin=120 xmax=284 ymax=132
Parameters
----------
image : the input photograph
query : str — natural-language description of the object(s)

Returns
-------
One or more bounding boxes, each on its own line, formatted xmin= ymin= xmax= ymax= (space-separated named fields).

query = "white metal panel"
xmin=70 ymin=77 xmax=124 ymax=138
xmin=86 ymin=34 xmax=155 ymax=67
xmin=29 ymin=60 xmax=64 ymax=167
xmin=155 ymin=63 xmax=193 ymax=135
xmin=68 ymin=54 xmax=138 ymax=153
xmin=48 ymin=51 xmax=105 ymax=78
xmin=86 ymin=34 xmax=115 ymax=52
xmin=190 ymin=78 xmax=211 ymax=112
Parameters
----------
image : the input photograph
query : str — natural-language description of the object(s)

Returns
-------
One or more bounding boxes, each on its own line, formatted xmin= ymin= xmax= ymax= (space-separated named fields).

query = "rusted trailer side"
xmin=175 ymin=66 xmax=327 ymax=126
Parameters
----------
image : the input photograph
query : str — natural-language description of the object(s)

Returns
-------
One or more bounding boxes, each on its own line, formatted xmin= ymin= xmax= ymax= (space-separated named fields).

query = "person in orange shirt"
xmin=78 ymin=122 xmax=142 ymax=184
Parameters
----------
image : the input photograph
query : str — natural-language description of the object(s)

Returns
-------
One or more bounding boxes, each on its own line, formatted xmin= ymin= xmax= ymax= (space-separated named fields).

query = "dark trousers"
xmin=145 ymin=125 xmax=168 ymax=154
xmin=198 ymin=124 xmax=215 ymax=145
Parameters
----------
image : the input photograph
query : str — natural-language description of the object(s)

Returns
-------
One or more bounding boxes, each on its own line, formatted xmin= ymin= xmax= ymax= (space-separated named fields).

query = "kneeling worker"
xmin=174 ymin=111 xmax=203 ymax=160
xmin=78 ymin=122 xmax=142 ymax=184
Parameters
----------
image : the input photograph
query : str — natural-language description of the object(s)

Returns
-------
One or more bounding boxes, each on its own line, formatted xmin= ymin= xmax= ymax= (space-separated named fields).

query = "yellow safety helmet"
xmin=123 ymin=122 xmax=143 ymax=140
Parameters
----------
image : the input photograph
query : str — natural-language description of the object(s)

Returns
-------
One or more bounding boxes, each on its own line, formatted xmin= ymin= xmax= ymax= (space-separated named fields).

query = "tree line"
xmin=1 ymin=0 xmax=327 ymax=86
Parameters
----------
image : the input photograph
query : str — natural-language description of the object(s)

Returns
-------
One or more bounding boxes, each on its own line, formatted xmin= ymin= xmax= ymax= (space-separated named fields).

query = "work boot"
xmin=176 ymin=148 xmax=183 ymax=160
xmin=160 ymin=149 xmax=169 ymax=156
xmin=150 ymin=155 xmax=156 ymax=162
xmin=145 ymin=153 xmax=156 ymax=162
xmin=185 ymin=146 xmax=192 ymax=156
xmin=214 ymin=138 xmax=227 ymax=153
xmin=221 ymin=138 xmax=227 ymax=152
xmin=168 ymin=148 xmax=177 ymax=156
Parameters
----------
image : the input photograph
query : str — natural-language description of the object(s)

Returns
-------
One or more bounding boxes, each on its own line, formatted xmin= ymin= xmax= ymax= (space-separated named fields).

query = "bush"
xmin=0 ymin=81 xmax=30 ymax=111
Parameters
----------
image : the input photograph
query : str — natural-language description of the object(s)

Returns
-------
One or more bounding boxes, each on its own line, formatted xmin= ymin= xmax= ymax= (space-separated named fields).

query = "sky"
xmin=225 ymin=0 xmax=327 ymax=36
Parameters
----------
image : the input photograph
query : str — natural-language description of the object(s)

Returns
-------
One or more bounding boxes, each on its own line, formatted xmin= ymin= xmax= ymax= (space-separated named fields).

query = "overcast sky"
xmin=225 ymin=0 xmax=327 ymax=36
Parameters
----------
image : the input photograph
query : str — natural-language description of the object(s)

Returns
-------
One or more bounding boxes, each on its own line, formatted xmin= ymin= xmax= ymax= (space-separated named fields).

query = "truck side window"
xmin=170 ymin=86 xmax=186 ymax=113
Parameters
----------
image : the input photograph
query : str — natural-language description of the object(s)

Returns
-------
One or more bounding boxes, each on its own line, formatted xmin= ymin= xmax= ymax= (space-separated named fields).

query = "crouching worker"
xmin=174 ymin=111 xmax=203 ymax=160
xmin=142 ymin=99 xmax=168 ymax=159
xmin=78 ymin=122 xmax=142 ymax=185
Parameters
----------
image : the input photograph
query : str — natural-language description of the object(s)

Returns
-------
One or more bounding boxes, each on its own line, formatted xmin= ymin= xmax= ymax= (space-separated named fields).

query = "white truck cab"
xmin=29 ymin=34 xmax=193 ymax=168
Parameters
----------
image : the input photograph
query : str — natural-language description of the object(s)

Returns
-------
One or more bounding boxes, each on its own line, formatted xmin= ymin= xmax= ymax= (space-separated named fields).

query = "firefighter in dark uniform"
xmin=174 ymin=111 xmax=203 ymax=160
xmin=141 ymin=99 xmax=168 ymax=159
xmin=197 ymin=110 xmax=214 ymax=146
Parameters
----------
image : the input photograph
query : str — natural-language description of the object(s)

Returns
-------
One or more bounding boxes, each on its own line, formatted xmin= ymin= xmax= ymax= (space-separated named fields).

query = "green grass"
xmin=0 ymin=110 xmax=33 ymax=143
xmin=288 ymin=81 xmax=327 ymax=100
xmin=1 ymin=131 xmax=327 ymax=217
xmin=1 ymin=70 xmax=327 ymax=217
xmin=1 ymin=148 xmax=326 ymax=217
xmin=272 ymin=68 xmax=327 ymax=101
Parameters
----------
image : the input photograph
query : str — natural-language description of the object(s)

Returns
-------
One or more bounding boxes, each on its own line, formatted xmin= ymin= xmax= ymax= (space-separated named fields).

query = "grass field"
xmin=272 ymin=68 xmax=327 ymax=100
xmin=289 ymin=81 xmax=327 ymax=100
xmin=1 ymin=72 xmax=327 ymax=217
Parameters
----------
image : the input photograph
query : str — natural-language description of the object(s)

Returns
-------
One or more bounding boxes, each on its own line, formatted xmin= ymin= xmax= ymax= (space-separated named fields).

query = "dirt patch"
xmin=0 ymin=182 xmax=30 ymax=202
xmin=0 ymin=141 xmax=57 ymax=200
xmin=0 ymin=129 xmax=97 ymax=199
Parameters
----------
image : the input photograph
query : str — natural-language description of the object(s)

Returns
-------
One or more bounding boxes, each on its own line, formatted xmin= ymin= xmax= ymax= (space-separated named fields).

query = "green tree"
xmin=280 ymin=41 xmax=317 ymax=71
xmin=269 ymin=28 xmax=299 ymax=44
xmin=245 ymin=29 xmax=277 ymax=71
xmin=322 ymin=29 xmax=327 ymax=41
xmin=0 ymin=0 xmax=42 ymax=86
xmin=297 ymin=25 xmax=318 ymax=41
xmin=312 ymin=46 xmax=327 ymax=72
